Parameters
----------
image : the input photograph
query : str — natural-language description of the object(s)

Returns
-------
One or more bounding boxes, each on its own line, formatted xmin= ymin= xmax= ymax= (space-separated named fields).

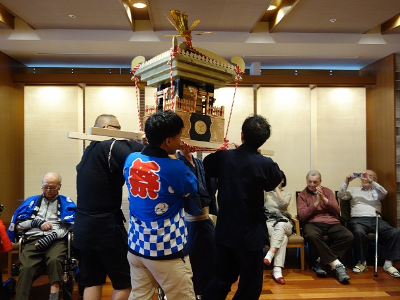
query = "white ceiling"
xmin=0 ymin=0 xmax=400 ymax=70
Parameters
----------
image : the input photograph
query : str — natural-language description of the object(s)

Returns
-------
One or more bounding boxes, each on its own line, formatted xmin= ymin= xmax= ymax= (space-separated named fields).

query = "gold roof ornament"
xmin=67 ymin=11 xmax=273 ymax=155
xmin=130 ymin=10 xmax=244 ymax=88
xmin=164 ymin=10 xmax=214 ymax=48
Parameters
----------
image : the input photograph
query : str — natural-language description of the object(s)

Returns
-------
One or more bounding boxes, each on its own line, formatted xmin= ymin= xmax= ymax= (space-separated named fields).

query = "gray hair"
xmin=94 ymin=114 xmax=118 ymax=128
xmin=306 ymin=170 xmax=321 ymax=180
xmin=42 ymin=172 xmax=62 ymax=184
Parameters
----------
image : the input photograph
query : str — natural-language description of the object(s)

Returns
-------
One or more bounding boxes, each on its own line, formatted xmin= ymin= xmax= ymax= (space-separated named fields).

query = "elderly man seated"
xmin=7 ymin=172 xmax=76 ymax=300
xmin=338 ymin=170 xmax=400 ymax=278
xmin=297 ymin=170 xmax=353 ymax=284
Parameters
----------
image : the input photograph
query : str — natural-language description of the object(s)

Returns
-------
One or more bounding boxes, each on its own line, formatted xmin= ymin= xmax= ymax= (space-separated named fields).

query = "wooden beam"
xmin=0 ymin=4 xmax=14 ymax=29
xmin=227 ymin=74 xmax=376 ymax=87
xmin=268 ymin=0 xmax=298 ymax=33
xmin=68 ymin=131 xmax=128 ymax=142
xmin=381 ymin=13 xmax=400 ymax=35
xmin=13 ymin=73 xmax=376 ymax=87
xmin=68 ymin=130 xmax=274 ymax=156
xmin=12 ymin=73 xmax=136 ymax=86
xmin=120 ymin=0 xmax=135 ymax=31
xmin=89 ymin=127 xmax=144 ymax=140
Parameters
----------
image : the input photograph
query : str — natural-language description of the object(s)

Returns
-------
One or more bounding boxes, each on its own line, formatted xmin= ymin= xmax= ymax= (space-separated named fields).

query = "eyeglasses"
xmin=105 ymin=124 xmax=121 ymax=130
xmin=42 ymin=186 xmax=59 ymax=191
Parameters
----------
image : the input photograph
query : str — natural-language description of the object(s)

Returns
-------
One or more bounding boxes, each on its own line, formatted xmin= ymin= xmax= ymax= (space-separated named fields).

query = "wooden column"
xmin=361 ymin=54 xmax=397 ymax=226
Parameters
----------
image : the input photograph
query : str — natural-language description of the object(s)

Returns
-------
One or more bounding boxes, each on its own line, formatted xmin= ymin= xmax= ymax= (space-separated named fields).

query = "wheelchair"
xmin=11 ymin=229 xmax=80 ymax=300
xmin=157 ymin=286 xmax=166 ymax=300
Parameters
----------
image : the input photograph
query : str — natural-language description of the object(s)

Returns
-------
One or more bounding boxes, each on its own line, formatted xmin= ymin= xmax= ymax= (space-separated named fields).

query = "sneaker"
xmin=314 ymin=262 xmax=327 ymax=278
xmin=335 ymin=264 xmax=350 ymax=283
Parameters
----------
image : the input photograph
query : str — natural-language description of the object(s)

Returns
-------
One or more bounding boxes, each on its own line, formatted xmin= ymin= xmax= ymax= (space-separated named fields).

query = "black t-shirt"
xmin=76 ymin=139 xmax=143 ymax=213
xmin=74 ymin=139 xmax=143 ymax=248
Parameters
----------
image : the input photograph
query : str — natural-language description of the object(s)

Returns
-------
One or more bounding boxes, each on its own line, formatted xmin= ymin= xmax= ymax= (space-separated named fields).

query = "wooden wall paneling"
xmin=0 ymin=52 xmax=25 ymax=225
xmin=12 ymin=73 xmax=376 ymax=88
xmin=361 ymin=54 xmax=397 ymax=226
xmin=396 ymin=54 xmax=400 ymax=227
xmin=0 ymin=52 xmax=25 ymax=273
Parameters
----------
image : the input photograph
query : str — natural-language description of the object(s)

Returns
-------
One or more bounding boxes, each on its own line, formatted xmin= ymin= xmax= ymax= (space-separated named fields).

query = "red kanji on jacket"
xmin=128 ymin=158 xmax=161 ymax=199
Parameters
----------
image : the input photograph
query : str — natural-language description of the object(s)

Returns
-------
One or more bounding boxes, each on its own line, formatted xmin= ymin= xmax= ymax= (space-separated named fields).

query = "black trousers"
xmin=349 ymin=217 xmax=400 ymax=263
xmin=304 ymin=222 xmax=353 ymax=266
xmin=185 ymin=218 xmax=217 ymax=295
xmin=202 ymin=245 xmax=263 ymax=300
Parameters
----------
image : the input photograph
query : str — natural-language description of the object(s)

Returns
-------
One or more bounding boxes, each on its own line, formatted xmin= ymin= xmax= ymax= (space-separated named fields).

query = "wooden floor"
xmin=4 ymin=263 xmax=400 ymax=299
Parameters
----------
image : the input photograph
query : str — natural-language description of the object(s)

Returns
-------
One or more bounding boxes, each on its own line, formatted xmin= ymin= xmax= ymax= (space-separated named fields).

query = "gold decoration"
xmin=194 ymin=120 xmax=207 ymax=135
xmin=164 ymin=10 xmax=214 ymax=47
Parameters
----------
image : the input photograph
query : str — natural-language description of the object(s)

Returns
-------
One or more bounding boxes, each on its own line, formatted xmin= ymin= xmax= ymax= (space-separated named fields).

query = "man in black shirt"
xmin=202 ymin=114 xmax=282 ymax=300
xmin=74 ymin=114 xmax=143 ymax=300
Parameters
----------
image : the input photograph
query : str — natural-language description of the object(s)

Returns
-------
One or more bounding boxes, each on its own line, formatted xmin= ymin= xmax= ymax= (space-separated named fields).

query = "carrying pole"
xmin=374 ymin=210 xmax=380 ymax=277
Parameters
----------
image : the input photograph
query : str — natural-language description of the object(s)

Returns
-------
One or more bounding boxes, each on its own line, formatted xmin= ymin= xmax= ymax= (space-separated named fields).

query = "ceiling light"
xmin=267 ymin=4 xmax=277 ymax=10
xmin=69 ymin=14 xmax=76 ymax=19
xmin=132 ymin=1 xmax=147 ymax=8
xmin=329 ymin=18 xmax=336 ymax=23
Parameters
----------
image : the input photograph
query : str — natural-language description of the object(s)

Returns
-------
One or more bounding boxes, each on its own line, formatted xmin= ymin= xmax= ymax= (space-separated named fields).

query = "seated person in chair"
xmin=337 ymin=170 xmax=400 ymax=278
xmin=7 ymin=172 xmax=76 ymax=300
xmin=297 ymin=170 xmax=353 ymax=284
xmin=263 ymin=171 xmax=293 ymax=285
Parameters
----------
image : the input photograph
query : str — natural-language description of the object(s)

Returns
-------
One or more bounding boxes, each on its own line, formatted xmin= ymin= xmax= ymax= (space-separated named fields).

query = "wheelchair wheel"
xmin=157 ymin=286 xmax=166 ymax=300
xmin=62 ymin=273 xmax=75 ymax=300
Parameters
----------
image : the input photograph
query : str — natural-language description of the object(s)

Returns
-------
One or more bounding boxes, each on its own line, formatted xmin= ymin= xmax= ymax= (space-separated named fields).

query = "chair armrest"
xmin=291 ymin=216 xmax=301 ymax=235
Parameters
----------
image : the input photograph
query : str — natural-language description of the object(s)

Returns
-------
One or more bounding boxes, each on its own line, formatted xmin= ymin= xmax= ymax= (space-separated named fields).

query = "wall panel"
xmin=315 ymin=87 xmax=366 ymax=190
xmin=214 ymin=87 xmax=254 ymax=146
xmin=257 ymin=87 xmax=311 ymax=215
xmin=23 ymin=85 xmax=368 ymax=220
xmin=24 ymin=86 xmax=81 ymax=201
xmin=256 ymin=87 xmax=366 ymax=215
xmin=85 ymin=86 xmax=141 ymax=132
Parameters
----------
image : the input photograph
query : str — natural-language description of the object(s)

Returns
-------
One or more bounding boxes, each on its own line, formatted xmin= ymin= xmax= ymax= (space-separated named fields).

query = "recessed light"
xmin=132 ymin=2 xmax=147 ymax=8
xmin=329 ymin=18 xmax=336 ymax=23
xmin=69 ymin=14 xmax=76 ymax=19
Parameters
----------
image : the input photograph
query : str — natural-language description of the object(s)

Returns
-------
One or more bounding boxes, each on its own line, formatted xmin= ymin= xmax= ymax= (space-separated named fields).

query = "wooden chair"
xmin=265 ymin=215 xmax=305 ymax=270
xmin=287 ymin=216 xmax=305 ymax=270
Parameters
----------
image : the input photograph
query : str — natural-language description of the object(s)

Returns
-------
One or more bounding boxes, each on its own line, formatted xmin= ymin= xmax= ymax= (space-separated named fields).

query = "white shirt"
xmin=337 ymin=182 xmax=387 ymax=217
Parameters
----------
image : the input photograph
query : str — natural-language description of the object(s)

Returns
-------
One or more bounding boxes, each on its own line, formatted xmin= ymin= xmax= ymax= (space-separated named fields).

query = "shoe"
xmin=384 ymin=266 xmax=400 ymax=278
xmin=271 ymin=272 xmax=285 ymax=285
xmin=314 ymin=262 xmax=327 ymax=278
xmin=335 ymin=264 xmax=350 ymax=283
xmin=353 ymin=263 xmax=367 ymax=274
xmin=263 ymin=251 xmax=274 ymax=266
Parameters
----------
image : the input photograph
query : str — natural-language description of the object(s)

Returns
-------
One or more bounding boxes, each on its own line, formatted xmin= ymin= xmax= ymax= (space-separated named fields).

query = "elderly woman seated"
xmin=263 ymin=172 xmax=293 ymax=285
